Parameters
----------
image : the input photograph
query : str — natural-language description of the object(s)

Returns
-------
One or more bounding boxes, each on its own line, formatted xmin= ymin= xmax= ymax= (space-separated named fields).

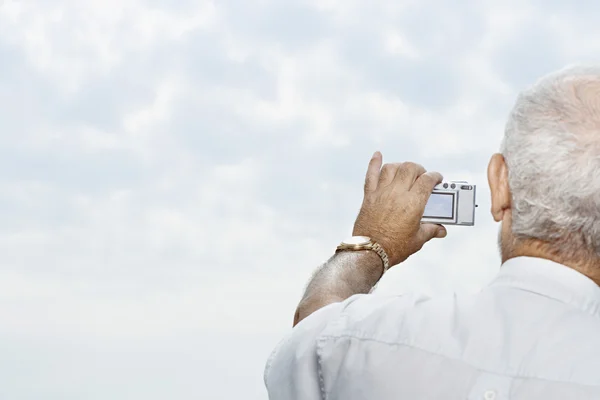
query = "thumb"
xmin=416 ymin=223 xmax=447 ymax=244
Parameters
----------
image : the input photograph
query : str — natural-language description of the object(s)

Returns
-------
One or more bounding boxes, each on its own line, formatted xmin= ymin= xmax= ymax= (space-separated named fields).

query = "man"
xmin=264 ymin=65 xmax=600 ymax=399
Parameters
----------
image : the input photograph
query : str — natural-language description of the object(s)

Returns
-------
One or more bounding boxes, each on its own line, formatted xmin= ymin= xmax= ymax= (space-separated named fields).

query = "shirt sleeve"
xmin=264 ymin=301 xmax=346 ymax=400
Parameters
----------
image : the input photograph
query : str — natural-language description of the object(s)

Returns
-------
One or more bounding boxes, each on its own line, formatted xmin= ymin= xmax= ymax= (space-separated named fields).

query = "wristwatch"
xmin=336 ymin=236 xmax=390 ymax=273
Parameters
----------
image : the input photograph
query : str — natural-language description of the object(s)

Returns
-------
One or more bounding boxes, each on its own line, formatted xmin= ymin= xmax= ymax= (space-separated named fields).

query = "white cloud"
xmin=2 ymin=0 xmax=600 ymax=399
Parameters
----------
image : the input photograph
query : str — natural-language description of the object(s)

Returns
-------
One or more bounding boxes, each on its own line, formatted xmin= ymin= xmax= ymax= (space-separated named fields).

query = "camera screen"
xmin=423 ymin=193 xmax=454 ymax=219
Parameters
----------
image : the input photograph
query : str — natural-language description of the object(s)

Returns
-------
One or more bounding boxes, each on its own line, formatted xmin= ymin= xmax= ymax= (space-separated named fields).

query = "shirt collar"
xmin=489 ymin=256 xmax=600 ymax=318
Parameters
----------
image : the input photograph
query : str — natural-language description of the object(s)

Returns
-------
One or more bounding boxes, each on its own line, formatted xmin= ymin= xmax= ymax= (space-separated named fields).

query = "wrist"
xmin=334 ymin=250 xmax=384 ymax=288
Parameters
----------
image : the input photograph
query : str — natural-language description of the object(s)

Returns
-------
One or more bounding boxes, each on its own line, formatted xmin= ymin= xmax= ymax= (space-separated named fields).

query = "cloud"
xmin=2 ymin=0 xmax=600 ymax=399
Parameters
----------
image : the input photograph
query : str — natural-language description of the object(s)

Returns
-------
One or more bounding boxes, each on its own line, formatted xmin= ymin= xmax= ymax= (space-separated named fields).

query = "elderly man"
xmin=264 ymin=66 xmax=600 ymax=399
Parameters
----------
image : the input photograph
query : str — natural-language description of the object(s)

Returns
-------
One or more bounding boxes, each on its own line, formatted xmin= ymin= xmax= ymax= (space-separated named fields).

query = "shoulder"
xmin=319 ymin=292 xmax=460 ymax=344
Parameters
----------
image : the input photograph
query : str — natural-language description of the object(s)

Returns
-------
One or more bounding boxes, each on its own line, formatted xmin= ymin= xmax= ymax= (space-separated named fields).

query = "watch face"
xmin=343 ymin=236 xmax=371 ymax=245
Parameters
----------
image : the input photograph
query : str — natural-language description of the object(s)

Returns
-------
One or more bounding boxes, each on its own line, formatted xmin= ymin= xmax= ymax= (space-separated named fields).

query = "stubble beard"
xmin=498 ymin=222 xmax=518 ymax=264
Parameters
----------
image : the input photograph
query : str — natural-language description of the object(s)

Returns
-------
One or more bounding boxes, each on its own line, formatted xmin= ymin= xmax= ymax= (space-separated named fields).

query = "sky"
xmin=2 ymin=0 xmax=600 ymax=399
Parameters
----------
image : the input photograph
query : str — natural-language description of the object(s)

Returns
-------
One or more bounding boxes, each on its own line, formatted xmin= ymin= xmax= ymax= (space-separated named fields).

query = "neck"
xmin=503 ymin=238 xmax=600 ymax=286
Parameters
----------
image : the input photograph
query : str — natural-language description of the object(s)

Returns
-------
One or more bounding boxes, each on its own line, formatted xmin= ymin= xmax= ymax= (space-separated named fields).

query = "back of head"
xmin=503 ymin=66 xmax=600 ymax=262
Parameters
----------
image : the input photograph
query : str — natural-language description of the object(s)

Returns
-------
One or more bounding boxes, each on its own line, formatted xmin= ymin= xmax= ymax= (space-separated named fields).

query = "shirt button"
xmin=484 ymin=390 xmax=496 ymax=400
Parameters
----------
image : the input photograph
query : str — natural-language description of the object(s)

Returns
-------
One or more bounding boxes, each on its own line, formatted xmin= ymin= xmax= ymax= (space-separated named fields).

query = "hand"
xmin=353 ymin=152 xmax=447 ymax=267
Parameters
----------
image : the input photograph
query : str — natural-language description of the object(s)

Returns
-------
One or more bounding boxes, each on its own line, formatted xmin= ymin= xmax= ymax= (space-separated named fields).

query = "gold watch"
xmin=335 ymin=236 xmax=390 ymax=273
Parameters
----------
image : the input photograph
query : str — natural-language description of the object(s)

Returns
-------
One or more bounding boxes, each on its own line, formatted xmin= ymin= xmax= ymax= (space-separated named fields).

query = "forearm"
xmin=293 ymin=251 xmax=384 ymax=326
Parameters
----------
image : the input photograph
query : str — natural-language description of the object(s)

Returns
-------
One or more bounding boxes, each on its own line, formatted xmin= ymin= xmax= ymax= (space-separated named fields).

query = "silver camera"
xmin=421 ymin=181 xmax=477 ymax=226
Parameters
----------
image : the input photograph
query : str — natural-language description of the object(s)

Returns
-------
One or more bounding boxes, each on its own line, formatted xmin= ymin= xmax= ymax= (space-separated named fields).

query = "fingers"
xmin=411 ymin=171 xmax=443 ymax=203
xmin=416 ymin=223 xmax=447 ymax=244
xmin=370 ymin=158 xmax=441 ymax=201
xmin=409 ymin=171 xmax=446 ymax=248
xmin=378 ymin=162 xmax=401 ymax=188
xmin=364 ymin=151 xmax=383 ymax=193
xmin=393 ymin=162 xmax=426 ymax=190
xmin=379 ymin=162 xmax=431 ymax=191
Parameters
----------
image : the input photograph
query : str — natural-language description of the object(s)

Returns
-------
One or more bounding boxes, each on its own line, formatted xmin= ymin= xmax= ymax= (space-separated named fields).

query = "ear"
xmin=487 ymin=153 xmax=511 ymax=222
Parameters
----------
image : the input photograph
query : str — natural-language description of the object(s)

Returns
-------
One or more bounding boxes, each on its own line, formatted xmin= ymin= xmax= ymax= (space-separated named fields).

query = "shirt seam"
xmin=318 ymin=333 xmax=600 ymax=388
xmin=316 ymin=334 xmax=327 ymax=400
xmin=316 ymin=312 xmax=354 ymax=400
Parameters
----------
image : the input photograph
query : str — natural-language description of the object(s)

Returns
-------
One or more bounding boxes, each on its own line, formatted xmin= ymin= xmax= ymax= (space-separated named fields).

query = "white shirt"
xmin=264 ymin=257 xmax=600 ymax=399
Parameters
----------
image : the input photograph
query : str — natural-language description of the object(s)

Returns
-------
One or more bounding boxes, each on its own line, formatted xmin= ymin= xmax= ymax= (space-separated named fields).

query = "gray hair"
xmin=502 ymin=65 xmax=600 ymax=259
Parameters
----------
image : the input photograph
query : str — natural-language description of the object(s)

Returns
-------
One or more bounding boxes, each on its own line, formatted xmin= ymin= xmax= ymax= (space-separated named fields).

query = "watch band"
xmin=336 ymin=240 xmax=390 ymax=273
xmin=370 ymin=242 xmax=390 ymax=272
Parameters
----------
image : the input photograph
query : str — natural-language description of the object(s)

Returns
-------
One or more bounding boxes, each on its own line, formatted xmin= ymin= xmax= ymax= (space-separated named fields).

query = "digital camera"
xmin=421 ymin=181 xmax=477 ymax=226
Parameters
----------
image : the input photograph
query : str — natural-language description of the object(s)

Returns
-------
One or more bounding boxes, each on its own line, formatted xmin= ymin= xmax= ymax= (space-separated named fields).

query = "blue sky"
xmin=2 ymin=0 xmax=600 ymax=399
